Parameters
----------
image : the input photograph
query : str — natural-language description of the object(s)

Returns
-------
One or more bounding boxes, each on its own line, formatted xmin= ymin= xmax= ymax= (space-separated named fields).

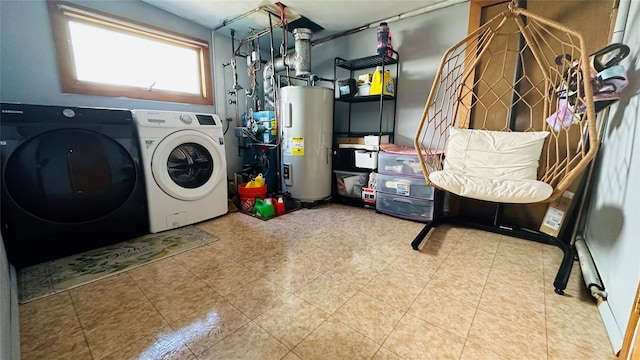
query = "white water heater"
xmin=280 ymin=85 xmax=333 ymax=202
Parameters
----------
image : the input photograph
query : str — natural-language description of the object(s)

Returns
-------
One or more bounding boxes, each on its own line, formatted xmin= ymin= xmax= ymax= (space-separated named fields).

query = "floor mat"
xmin=16 ymin=225 xmax=218 ymax=304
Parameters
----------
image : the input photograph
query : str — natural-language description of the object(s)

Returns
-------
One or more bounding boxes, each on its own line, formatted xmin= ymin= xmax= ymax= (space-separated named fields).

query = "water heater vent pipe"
xmin=263 ymin=27 xmax=312 ymax=110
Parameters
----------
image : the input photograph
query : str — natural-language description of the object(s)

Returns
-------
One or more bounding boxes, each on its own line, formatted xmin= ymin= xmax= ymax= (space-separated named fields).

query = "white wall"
xmin=581 ymin=0 xmax=640 ymax=349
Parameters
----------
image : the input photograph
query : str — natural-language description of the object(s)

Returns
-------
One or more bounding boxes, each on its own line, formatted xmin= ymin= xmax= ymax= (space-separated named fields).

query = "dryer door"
xmin=3 ymin=129 xmax=137 ymax=223
xmin=151 ymin=130 xmax=224 ymax=201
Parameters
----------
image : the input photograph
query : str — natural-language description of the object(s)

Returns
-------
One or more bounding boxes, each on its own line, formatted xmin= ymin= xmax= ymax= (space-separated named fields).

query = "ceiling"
xmin=141 ymin=0 xmax=457 ymax=45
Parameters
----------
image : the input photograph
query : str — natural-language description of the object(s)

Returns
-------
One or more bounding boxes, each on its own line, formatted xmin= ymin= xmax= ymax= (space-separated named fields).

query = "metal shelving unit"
xmin=331 ymin=51 xmax=399 ymax=206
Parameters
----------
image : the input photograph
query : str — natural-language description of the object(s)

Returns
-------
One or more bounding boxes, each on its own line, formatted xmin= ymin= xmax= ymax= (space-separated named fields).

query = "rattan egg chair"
xmin=412 ymin=2 xmax=598 ymax=295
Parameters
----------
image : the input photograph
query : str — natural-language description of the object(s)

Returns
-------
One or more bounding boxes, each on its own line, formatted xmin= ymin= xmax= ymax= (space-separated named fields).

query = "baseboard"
xmin=598 ymin=298 xmax=624 ymax=355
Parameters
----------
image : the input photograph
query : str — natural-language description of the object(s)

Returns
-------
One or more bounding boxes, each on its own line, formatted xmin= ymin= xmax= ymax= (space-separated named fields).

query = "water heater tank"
xmin=280 ymin=86 xmax=333 ymax=202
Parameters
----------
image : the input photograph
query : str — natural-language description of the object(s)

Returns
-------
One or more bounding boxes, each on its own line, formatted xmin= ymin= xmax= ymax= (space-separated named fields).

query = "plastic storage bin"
xmin=355 ymin=150 xmax=378 ymax=169
xmin=375 ymin=173 xmax=434 ymax=200
xmin=334 ymin=170 xmax=368 ymax=198
xmin=375 ymin=192 xmax=434 ymax=222
xmin=377 ymin=151 xmax=424 ymax=176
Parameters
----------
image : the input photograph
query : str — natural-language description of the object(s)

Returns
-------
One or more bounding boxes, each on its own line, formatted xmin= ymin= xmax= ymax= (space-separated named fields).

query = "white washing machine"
xmin=132 ymin=110 xmax=228 ymax=233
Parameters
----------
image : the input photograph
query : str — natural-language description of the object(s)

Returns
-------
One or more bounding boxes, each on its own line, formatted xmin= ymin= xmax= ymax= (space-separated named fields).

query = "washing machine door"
xmin=151 ymin=130 xmax=224 ymax=201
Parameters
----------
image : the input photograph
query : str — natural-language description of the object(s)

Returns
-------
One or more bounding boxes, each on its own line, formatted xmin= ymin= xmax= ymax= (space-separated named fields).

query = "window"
xmin=47 ymin=1 xmax=213 ymax=105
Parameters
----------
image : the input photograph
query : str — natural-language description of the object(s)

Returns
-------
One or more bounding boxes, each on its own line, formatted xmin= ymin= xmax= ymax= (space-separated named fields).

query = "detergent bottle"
xmin=371 ymin=66 xmax=394 ymax=96
xmin=252 ymin=198 xmax=275 ymax=218
xmin=246 ymin=173 xmax=265 ymax=188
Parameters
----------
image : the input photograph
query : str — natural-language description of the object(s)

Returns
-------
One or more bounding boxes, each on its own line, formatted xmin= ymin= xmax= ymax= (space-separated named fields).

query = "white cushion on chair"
xmin=430 ymin=128 xmax=552 ymax=203
xmin=444 ymin=128 xmax=550 ymax=180
xmin=429 ymin=170 xmax=553 ymax=203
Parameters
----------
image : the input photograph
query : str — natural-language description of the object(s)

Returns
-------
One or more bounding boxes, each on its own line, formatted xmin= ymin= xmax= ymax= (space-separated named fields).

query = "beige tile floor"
xmin=19 ymin=204 xmax=617 ymax=360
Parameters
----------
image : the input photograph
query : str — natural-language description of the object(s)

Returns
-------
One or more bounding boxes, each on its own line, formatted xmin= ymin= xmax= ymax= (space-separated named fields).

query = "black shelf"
xmin=332 ymin=52 xmax=399 ymax=208
xmin=333 ymin=131 xmax=394 ymax=137
xmin=335 ymin=53 xmax=398 ymax=71
xmin=333 ymin=193 xmax=376 ymax=209
xmin=335 ymin=95 xmax=395 ymax=103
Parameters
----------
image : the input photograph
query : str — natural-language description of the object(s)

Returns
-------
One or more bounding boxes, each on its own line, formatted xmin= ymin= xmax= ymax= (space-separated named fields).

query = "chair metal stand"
xmin=411 ymin=190 xmax=574 ymax=295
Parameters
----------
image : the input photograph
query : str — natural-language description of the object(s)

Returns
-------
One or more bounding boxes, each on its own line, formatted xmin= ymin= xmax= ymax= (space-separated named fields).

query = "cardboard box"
xmin=337 ymin=137 xmax=365 ymax=145
xmin=539 ymin=177 xmax=582 ymax=237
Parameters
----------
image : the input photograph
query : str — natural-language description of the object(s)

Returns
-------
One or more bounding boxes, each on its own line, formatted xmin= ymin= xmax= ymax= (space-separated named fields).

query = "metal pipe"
xmin=263 ymin=28 xmax=312 ymax=110
xmin=229 ymin=29 xmax=243 ymax=157
xmin=312 ymin=0 xmax=468 ymax=46
xmin=230 ymin=29 xmax=241 ymax=127
xmin=262 ymin=11 xmax=277 ymax=112
xmin=575 ymin=234 xmax=607 ymax=299
xmin=282 ymin=20 xmax=290 ymax=79
xmin=271 ymin=28 xmax=312 ymax=75
xmin=292 ymin=28 xmax=311 ymax=76
xmin=312 ymin=25 xmax=372 ymax=46
xmin=232 ymin=4 xmax=286 ymax=57
xmin=215 ymin=7 xmax=260 ymax=30
xmin=214 ymin=6 xmax=281 ymax=31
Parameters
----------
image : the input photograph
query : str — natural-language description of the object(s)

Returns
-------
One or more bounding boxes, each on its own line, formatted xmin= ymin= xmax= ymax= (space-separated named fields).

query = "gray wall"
xmin=0 ymin=0 xmax=247 ymax=180
xmin=0 ymin=0 xmax=214 ymax=113
xmin=216 ymin=2 xmax=470 ymax=174
xmin=310 ymin=2 xmax=470 ymax=146
xmin=0 ymin=0 xmax=469 ymax=177
xmin=211 ymin=30 xmax=251 ymax=176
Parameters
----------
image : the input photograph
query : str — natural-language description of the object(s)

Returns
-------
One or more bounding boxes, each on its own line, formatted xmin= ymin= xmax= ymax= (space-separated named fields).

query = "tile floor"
xmin=19 ymin=204 xmax=616 ymax=359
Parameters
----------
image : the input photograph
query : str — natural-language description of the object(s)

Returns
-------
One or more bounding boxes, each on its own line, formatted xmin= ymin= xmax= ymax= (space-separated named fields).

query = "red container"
xmin=238 ymin=183 xmax=267 ymax=213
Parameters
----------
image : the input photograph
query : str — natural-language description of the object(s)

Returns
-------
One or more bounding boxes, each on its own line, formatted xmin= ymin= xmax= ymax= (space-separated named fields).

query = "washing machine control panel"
xmin=179 ymin=114 xmax=193 ymax=124
xmin=195 ymin=114 xmax=217 ymax=126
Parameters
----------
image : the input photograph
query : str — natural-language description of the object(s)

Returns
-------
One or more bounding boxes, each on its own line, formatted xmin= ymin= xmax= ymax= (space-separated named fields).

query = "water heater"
xmin=280 ymin=86 xmax=333 ymax=202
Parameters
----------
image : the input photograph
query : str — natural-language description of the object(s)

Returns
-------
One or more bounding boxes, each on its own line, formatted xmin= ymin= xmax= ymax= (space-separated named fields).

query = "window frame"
xmin=47 ymin=0 xmax=214 ymax=105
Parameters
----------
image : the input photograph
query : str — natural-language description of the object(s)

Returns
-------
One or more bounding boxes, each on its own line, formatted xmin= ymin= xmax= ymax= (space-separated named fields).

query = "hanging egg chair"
xmin=411 ymin=1 xmax=599 ymax=295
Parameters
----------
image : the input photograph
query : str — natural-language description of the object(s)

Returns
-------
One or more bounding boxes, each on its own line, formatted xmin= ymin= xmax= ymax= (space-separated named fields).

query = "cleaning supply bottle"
xmin=252 ymin=198 xmax=275 ymax=218
xmin=275 ymin=197 xmax=286 ymax=215
xmin=371 ymin=66 xmax=394 ymax=96
xmin=376 ymin=22 xmax=392 ymax=58
xmin=245 ymin=173 xmax=265 ymax=188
